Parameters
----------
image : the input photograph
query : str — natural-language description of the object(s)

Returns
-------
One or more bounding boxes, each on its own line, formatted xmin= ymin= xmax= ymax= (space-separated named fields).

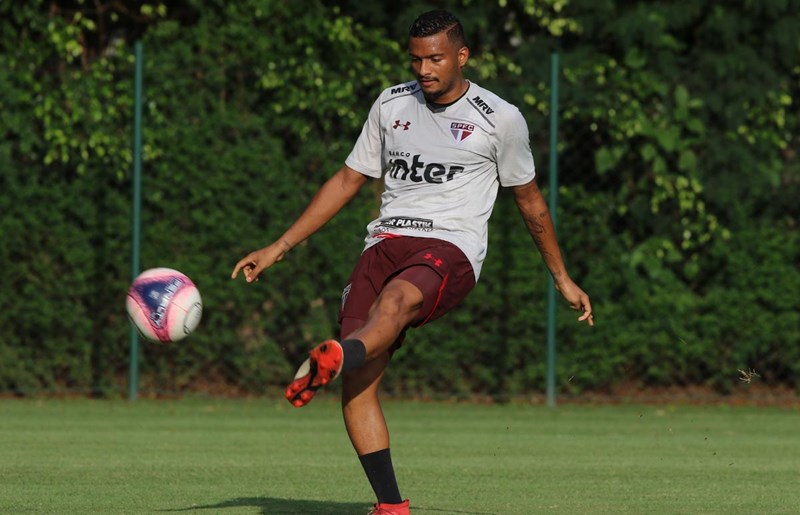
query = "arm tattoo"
xmin=524 ymin=211 xmax=554 ymax=260
xmin=515 ymin=189 xmax=566 ymax=279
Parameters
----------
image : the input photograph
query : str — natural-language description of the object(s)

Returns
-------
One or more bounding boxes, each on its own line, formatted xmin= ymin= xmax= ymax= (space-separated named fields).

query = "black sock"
xmin=358 ymin=448 xmax=402 ymax=504
xmin=340 ymin=338 xmax=366 ymax=372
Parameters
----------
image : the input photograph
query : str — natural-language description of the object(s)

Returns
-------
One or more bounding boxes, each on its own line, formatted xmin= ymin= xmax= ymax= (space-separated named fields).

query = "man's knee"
xmin=369 ymin=279 xmax=424 ymax=321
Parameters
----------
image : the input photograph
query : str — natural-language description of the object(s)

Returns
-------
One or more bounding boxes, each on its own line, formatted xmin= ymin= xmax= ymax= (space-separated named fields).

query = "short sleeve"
xmin=345 ymin=95 xmax=384 ymax=179
xmin=496 ymin=108 xmax=536 ymax=187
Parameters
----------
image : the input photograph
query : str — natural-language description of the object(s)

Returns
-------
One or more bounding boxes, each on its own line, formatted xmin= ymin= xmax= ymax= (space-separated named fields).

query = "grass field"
xmin=1 ymin=398 xmax=798 ymax=514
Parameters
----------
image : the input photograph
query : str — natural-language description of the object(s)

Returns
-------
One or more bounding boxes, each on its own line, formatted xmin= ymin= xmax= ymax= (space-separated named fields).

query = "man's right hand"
xmin=231 ymin=240 xmax=291 ymax=283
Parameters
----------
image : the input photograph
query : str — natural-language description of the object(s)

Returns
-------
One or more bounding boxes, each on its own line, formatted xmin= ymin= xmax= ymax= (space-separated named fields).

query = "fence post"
xmin=546 ymin=52 xmax=560 ymax=408
xmin=129 ymin=40 xmax=144 ymax=401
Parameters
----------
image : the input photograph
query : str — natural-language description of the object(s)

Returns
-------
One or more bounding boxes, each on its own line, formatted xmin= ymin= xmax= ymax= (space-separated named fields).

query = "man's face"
xmin=408 ymin=31 xmax=468 ymax=104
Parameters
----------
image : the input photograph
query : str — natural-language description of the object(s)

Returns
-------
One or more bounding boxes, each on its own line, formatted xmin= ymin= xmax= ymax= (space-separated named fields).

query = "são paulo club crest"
xmin=450 ymin=122 xmax=474 ymax=142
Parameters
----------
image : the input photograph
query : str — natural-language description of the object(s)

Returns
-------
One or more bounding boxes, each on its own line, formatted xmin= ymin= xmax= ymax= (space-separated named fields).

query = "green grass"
xmin=1 ymin=398 xmax=798 ymax=514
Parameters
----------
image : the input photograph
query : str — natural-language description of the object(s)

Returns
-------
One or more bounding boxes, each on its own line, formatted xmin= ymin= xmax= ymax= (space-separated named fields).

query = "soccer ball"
xmin=126 ymin=268 xmax=203 ymax=343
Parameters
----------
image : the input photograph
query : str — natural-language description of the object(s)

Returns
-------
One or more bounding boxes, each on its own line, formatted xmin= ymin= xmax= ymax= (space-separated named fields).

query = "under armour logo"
xmin=423 ymin=253 xmax=443 ymax=267
xmin=393 ymin=120 xmax=411 ymax=131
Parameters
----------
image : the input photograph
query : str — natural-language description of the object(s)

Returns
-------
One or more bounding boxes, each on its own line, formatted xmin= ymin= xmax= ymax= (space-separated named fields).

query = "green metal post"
xmin=546 ymin=52 xmax=560 ymax=408
xmin=129 ymin=41 xmax=144 ymax=401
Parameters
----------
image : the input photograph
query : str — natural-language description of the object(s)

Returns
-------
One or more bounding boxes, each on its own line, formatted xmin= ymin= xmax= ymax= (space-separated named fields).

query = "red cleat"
xmin=367 ymin=499 xmax=410 ymax=515
xmin=285 ymin=339 xmax=343 ymax=408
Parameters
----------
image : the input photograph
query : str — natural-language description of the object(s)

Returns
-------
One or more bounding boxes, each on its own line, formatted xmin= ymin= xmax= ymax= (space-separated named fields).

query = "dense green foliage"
xmin=1 ymin=0 xmax=797 ymax=396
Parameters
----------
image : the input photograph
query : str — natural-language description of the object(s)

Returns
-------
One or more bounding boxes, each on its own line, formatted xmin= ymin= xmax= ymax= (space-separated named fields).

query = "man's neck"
xmin=426 ymin=80 xmax=470 ymax=108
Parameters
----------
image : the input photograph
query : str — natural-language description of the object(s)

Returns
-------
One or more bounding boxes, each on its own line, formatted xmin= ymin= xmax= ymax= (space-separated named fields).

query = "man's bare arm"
xmin=512 ymin=179 xmax=594 ymax=325
xmin=232 ymin=165 xmax=368 ymax=282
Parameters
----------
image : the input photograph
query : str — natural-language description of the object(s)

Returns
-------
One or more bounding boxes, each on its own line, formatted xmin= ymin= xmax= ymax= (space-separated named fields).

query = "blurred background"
xmin=1 ymin=0 xmax=797 ymax=401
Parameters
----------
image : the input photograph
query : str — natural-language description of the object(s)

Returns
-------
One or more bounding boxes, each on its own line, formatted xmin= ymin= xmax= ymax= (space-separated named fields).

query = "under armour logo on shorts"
xmin=424 ymin=253 xmax=443 ymax=267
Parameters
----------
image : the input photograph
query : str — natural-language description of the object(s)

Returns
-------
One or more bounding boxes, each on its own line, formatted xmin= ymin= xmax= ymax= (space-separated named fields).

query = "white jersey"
xmin=345 ymin=80 xmax=536 ymax=279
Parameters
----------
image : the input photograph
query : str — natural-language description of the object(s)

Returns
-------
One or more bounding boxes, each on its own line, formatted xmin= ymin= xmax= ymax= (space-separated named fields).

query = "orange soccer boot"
xmin=367 ymin=499 xmax=410 ymax=515
xmin=285 ymin=339 xmax=343 ymax=407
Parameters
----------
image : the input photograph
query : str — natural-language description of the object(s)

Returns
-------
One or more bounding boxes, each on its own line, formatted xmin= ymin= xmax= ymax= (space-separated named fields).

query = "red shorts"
xmin=338 ymin=236 xmax=476 ymax=345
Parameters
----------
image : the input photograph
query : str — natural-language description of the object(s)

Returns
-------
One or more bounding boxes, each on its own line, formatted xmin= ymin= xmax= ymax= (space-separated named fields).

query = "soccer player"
xmin=232 ymin=9 xmax=593 ymax=515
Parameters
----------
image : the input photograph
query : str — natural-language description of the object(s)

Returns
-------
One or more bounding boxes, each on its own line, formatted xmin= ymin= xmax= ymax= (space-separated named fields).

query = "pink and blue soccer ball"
xmin=126 ymin=268 xmax=202 ymax=343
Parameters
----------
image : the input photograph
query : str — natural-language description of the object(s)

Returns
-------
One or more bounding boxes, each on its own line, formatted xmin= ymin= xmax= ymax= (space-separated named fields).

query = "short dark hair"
xmin=409 ymin=10 xmax=467 ymax=48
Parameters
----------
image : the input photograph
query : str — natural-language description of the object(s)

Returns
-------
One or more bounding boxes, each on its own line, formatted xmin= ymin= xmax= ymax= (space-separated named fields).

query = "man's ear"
xmin=458 ymin=46 xmax=470 ymax=67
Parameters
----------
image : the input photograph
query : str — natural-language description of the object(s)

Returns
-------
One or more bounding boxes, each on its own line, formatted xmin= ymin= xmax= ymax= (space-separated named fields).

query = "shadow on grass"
xmin=160 ymin=497 xmax=496 ymax=514
xmin=160 ymin=496 xmax=364 ymax=514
